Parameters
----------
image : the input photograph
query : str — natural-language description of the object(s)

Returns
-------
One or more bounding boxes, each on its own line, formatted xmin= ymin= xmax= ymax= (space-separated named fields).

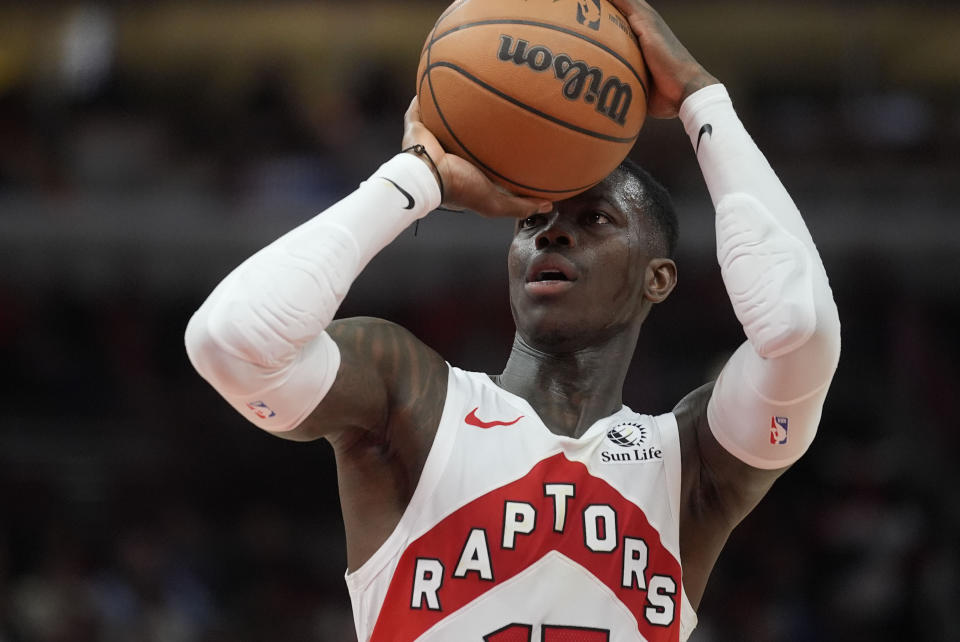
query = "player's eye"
xmin=518 ymin=214 xmax=544 ymax=230
xmin=586 ymin=211 xmax=611 ymax=225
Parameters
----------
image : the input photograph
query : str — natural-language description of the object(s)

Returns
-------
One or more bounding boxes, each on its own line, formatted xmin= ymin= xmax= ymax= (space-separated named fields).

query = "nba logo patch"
xmin=247 ymin=401 xmax=276 ymax=420
xmin=576 ymin=0 xmax=602 ymax=31
xmin=770 ymin=416 xmax=788 ymax=445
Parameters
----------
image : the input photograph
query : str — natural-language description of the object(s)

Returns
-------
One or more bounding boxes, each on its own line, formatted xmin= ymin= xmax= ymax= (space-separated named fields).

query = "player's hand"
xmin=607 ymin=0 xmax=719 ymax=119
xmin=402 ymin=97 xmax=553 ymax=218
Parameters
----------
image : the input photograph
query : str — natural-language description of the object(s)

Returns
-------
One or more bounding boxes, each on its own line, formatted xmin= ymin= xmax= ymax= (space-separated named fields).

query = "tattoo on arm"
xmin=291 ymin=318 xmax=447 ymax=448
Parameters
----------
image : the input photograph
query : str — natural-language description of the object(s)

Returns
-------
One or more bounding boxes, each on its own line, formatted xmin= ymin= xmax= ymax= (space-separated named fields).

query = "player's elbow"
xmin=813 ymin=291 xmax=842 ymax=369
xmin=185 ymin=307 xmax=228 ymax=389
xmin=184 ymin=305 xmax=270 ymax=397
xmin=795 ymin=272 xmax=842 ymax=374
xmin=763 ymin=289 xmax=841 ymax=401
xmin=756 ymin=262 xmax=841 ymax=377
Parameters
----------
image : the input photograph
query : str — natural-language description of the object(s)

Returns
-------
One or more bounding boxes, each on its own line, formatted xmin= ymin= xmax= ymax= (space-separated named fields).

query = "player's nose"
xmin=535 ymin=212 xmax=575 ymax=249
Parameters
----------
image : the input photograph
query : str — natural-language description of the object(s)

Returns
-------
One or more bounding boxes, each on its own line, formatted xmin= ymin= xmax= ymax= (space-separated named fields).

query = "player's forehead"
xmin=562 ymin=168 xmax=645 ymax=220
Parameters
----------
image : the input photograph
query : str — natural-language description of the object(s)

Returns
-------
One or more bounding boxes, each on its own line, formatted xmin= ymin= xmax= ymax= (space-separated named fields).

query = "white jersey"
xmin=346 ymin=366 xmax=698 ymax=642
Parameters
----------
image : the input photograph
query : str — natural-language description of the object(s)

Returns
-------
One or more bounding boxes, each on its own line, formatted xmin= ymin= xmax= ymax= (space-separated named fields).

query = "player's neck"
xmin=495 ymin=332 xmax=637 ymax=439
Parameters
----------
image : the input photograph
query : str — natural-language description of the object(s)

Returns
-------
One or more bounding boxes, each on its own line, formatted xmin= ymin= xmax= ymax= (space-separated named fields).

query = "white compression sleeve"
xmin=680 ymin=84 xmax=841 ymax=469
xmin=184 ymin=153 xmax=441 ymax=432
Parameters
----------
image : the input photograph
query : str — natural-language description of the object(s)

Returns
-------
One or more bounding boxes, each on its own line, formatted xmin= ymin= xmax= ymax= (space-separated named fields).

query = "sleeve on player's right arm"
xmin=680 ymin=85 xmax=841 ymax=469
xmin=184 ymin=154 xmax=440 ymax=433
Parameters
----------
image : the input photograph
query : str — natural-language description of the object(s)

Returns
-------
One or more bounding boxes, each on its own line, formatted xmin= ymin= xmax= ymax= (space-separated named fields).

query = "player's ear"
xmin=644 ymin=257 xmax=677 ymax=303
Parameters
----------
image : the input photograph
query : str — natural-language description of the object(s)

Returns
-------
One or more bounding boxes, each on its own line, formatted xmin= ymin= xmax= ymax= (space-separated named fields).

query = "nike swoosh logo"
xmin=464 ymin=407 xmax=524 ymax=429
xmin=696 ymin=123 xmax=712 ymax=153
xmin=380 ymin=177 xmax=415 ymax=210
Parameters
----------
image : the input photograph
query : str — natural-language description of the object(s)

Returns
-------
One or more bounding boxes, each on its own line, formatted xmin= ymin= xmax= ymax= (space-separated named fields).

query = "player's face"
xmin=507 ymin=172 xmax=675 ymax=352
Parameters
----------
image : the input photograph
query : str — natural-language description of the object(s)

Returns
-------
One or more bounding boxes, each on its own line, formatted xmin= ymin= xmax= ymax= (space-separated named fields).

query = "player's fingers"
xmin=404 ymin=96 xmax=422 ymax=126
xmin=607 ymin=0 xmax=656 ymax=24
xmin=607 ymin=0 xmax=636 ymax=15
xmin=440 ymin=154 xmax=549 ymax=217
xmin=482 ymin=188 xmax=553 ymax=219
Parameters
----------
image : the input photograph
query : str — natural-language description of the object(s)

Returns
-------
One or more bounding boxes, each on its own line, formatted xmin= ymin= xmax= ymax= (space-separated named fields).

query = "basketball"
xmin=416 ymin=0 xmax=649 ymax=201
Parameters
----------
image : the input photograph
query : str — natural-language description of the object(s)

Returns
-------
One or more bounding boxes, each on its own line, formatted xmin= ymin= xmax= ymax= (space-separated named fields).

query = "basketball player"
xmin=185 ymin=1 xmax=840 ymax=640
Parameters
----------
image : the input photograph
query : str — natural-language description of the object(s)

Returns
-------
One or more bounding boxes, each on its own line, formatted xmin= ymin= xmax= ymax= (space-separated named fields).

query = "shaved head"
xmin=608 ymin=158 xmax=679 ymax=259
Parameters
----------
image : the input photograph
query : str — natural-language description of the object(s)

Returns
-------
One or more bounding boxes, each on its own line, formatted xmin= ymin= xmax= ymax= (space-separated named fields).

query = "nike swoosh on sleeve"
xmin=379 ymin=177 xmax=415 ymax=210
xmin=696 ymin=123 xmax=713 ymax=154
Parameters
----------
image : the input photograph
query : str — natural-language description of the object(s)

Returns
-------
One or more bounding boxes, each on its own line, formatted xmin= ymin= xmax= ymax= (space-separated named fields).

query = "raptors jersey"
xmin=346 ymin=366 xmax=698 ymax=642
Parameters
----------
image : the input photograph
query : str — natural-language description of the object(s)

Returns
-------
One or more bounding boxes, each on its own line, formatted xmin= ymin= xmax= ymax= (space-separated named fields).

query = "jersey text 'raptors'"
xmin=346 ymin=366 xmax=697 ymax=641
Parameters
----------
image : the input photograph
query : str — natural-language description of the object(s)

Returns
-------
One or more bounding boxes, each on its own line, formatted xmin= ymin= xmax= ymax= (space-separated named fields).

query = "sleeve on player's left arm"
xmin=184 ymin=153 xmax=440 ymax=433
xmin=680 ymin=85 xmax=841 ymax=470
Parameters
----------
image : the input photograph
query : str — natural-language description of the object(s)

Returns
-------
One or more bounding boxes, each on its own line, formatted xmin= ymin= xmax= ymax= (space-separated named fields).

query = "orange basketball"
xmin=416 ymin=0 xmax=649 ymax=201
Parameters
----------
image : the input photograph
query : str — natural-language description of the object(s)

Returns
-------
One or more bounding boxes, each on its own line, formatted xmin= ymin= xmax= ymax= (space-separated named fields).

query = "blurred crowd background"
xmin=1 ymin=1 xmax=959 ymax=641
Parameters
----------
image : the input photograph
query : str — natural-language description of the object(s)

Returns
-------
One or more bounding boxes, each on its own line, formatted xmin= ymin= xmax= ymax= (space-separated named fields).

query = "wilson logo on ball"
xmin=497 ymin=35 xmax=633 ymax=125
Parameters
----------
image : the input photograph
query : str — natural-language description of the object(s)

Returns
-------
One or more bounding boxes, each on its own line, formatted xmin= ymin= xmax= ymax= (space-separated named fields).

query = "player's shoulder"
xmin=296 ymin=316 xmax=448 ymax=445
xmin=672 ymin=381 xmax=715 ymax=433
xmin=329 ymin=315 xmax=448 ymax=399
xmin=328 ymin=315 xmax=409 ymax=336
xmin=328 ymin=316 xmax=441 ymax=362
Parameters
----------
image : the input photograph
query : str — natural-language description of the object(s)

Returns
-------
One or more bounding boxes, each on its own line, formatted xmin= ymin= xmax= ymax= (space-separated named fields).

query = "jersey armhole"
xmin=680 ymin=588 xmax=699 ymax=641
xmin=654 ymin=412 xmax=682 ymax=539
xmin=345 ymin=363 xmax=460 ymax=594
xmin=654 ymin=411 xmax=699 ymax=640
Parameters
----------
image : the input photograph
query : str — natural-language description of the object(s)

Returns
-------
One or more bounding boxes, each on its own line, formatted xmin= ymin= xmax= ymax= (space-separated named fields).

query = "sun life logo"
xmin=601 ymin=420 xmax=661 ymax=465
xmin=606 ymin=421 xmax=647 ymax=448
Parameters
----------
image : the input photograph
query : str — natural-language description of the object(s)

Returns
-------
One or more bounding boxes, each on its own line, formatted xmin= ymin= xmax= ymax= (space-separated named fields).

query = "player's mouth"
xmin=524 ymin=255 xmax=578 ymax=296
